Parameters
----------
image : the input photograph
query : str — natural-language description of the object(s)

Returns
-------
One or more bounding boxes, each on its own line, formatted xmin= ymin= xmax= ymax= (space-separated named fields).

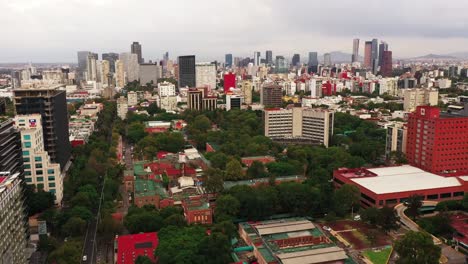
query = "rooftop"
xmin=134 ymin=179 xmax=167 ymax=198
xmin=116 ymin=232 xmax=158 ymax=264
xmin=340 ymin=165 xmax=465 ymax=195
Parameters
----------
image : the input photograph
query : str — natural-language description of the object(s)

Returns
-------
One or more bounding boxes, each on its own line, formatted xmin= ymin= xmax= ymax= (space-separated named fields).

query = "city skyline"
xmin=2 ymin=0 xmax=468 ymax=62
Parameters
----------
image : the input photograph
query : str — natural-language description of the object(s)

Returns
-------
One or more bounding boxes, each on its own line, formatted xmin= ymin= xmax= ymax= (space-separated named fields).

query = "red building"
xmin=223 ymin=72 xmax=236 ymax=93
xmin=333 ymin=165 xmax=467 ymax=208
xmin=381 ymin=50 xmax=392 ymax=77
xmin=182 ymin=196 xmax=213 ymax=225
xmin=321 ymin=81 xmax=336 ymax=96
xmin=115 ymin=232 xmax=158 ymax=264
xmin=406 ymin=105 xmax=468 ymax=176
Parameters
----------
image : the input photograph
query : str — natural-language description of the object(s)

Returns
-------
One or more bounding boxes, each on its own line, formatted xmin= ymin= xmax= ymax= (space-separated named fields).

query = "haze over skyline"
xmin=2 ymin=0 xmax=468 ymax=63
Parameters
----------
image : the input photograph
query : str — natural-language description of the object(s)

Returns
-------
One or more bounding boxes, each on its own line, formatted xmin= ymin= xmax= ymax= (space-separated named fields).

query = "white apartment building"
xmin=158 ymin=81 xmax=176 ymax=97
xmin=385 ymin=122 xmax=407 ymax=158
xmin=127 ymin=91 xmax=138 ymax=106
xmin=226 ymin=94 xmax=244 ymax=111
xmin=379 ymin=78 xmax=398 ymax=96
xmin=241 ymin=80 xmax=253 ymax=105
xmin=264 ymin=107 xmax=334 ymax=147
xmin=14 ymin=115 xmax=63 ymax=204
xmin=195 ymin=63 xmax=217 ymax=91
xmin=402 ymin=88 xmax=439 ymax=112
xmin=159 ymin=96 xmax=177 ymax=111
xmin=117 ymin=96 xmax=128 ymax=119
xmin=0 ymin=172 xmax=28 ymax=264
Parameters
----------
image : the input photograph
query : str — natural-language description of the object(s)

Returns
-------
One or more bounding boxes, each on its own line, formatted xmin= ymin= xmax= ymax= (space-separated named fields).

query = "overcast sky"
xmin=2 ymin=0 xmax=468 ymax=63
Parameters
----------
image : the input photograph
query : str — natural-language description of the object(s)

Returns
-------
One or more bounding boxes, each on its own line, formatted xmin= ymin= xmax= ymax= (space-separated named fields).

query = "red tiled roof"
xmin=0 ymin=177 xmax=7 ymax=184
xmin=116 ymin=232 xmax=158 ymax=264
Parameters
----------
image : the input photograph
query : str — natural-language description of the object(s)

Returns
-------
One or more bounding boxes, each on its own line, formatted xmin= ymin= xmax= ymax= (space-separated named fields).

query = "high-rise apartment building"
xmin=363 ymin=41 xmax=372 ymax=68
xmin=403 ymin=88 xmax=439 ymax=112
xmin=101 ymin=60 xmax=111 ymax=86
xmin=223 ymin=72 xmax=236 ymax=93
xmin=225 ymin=54 xmax=233 ymax=68
xmin=127 ymin=91 xmax=138 ymax=106
xmin=226 ymin=94 xmax=244 ymax=111
xmin=119 ymin=53 xmax=139 ymax=83
xmin=352 ymin=39 xmax=360 ymax=63
xmin=261 ymin=84 xmax=283 ymax=108
xmin=324 ymin=53 xmax=332 ymax=67
xmin=102 ymin=52 xmax=119 ymax=73
xmin=14 ymin=115 xmax=63 ymax=204
xmin=195 ymin=63 xmax=217 ymax=91
xmin=0 ymin=97 xmax=6 ymax=115
xmin=266 ymin=50 xmax=273 ymax=65
xmin=117 ymin=96 xmax=128 ymax=120
xmin=14 ymin=85 xmax=71 ymax=170
xmin=158 ymin=81 xmax=176 ymax=97
xmin=264 ymin=107 xmax=334 ymax=147
xmin=139 ymin=63 xmax=162 ymax=85
xmin=0 ymin=171 xmax=28 ymax=264
xmin=0 ymin=120 xmax=24 ymax=177
xmin=254 ymin=52 xmax=261 ymax=66
xmin=406 ymin=104 xmax=468 ymax=175
xmin=378 ymin=42 xmax=388 ymax=67
xmin=381 ymin=51 xmax=393 ymax=77
xmin=86 ymin=53 xmax=98 ymax=81
xmin=385 ymin=122 xmax=407 ymax=158
xmin=292 ymin=54 xmax=300 ymax=67
xmin=115 ymin=60 xmax=126 ymax=88
xmin=178 ymin=55 xmax=196 ymax=88
xmin=131 ymin=41 xmax=143 ymax=64
xmin=241 ymin=80 xmax=253 ymax=105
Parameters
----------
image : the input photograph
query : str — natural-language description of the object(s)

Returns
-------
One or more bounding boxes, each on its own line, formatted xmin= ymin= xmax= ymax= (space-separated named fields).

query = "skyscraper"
xmin=352 ymin=39 xmax=359 ymax=63
xmin=119 ymin=53 xmax=139 ymax=82
xmin=178 ymin=55 xmax=196 ymax=88
xmin=275 ymin=56 xmax=287 ymax=73
xmin=102 ymin=52 xmax=119 ymax=73
xmin=77 ymin=51 xmax=90 ymax=81
xmin=363 ymin=41 xmax=372 ymax=68
xmin=131 ymin=41 xmax=143 ymax=64
xmin=378 ymin=41 xmax=388 ymax=67
xmin=292 ymin=54 xmax=300 ymax=67
xmin=266 ymin=50 xmax=273 ymax=65
xmin=324 ymin=53 xmax=332 ymax=67
xmin=225 ymin=54 xmax=233 ymax=67
xmin=371 ymin=38 xmax=379 ymax=74
xmin=254 ymin=51 xmax=261 ymax=66
xmin=381 ymin=50 xmax=393 ymax=77
xmin=13 ymin=85 xmax=71 ymax=170
xmin=86 ymin=53 xmax=98 ymax=81
xmin=308 ymin=52 xmax=318 ymax=66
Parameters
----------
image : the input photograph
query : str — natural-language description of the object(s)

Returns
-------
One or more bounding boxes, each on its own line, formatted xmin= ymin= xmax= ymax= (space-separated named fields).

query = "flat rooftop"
xmin=349 ymin=165 xmax=464 ymax=195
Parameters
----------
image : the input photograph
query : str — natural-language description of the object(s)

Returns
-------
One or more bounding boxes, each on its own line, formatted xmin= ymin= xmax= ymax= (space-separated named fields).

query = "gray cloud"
xmin=1 ymin=0 xmax=468 ymax=62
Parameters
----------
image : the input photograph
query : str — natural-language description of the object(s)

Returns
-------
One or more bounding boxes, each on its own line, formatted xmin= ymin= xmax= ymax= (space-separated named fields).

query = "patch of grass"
xmin=363 ymin=247 xmax=392 ymax=264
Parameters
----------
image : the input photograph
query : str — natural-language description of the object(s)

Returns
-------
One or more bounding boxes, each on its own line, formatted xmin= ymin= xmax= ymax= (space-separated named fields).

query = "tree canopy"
xmin=394 ymin=231 xmax=441 ymax=264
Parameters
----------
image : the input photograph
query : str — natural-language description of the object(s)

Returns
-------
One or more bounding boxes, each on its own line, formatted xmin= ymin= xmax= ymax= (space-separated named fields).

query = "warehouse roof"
xmin=256 ymin=220 xmax=315 ymax=236
xmin=277 ymin=246 xmax=347 ymax=264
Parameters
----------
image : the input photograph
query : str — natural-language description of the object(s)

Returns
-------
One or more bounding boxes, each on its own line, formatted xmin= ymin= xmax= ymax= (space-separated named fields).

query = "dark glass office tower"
xmin=178 ymin=55 xmax=196 ymax=88
xmin=131 ymin=42 xmax=143 ymax=64
xmin=266 ymin=50 xmax=273 ymax=65
xmin=13 ymin=85 xmax=71 ymax=170
xmin=225 ymin=54 xmax=233 ymax=67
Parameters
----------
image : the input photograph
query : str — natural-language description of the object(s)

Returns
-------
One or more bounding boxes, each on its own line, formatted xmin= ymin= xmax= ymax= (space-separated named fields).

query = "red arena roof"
xmin=116 ymin=232 xmax=158 ymax=264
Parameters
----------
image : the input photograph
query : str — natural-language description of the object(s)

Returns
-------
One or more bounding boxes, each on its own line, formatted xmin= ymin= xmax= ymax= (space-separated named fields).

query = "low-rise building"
xmin=182 ymin=195 xmax=212 ymax=225
xmin=117 ymin=96 xmax=128 ymax=120
xmin=237 ymin=218 xmax=348 ymax=264
xmin=333 ymin=165 xmax=468 ymax=208
xmin=144 ymin=121 xmax=171 ymax=134
xmin=115 ymin=232 xmax=158 ymax=264
xmin=134 ymin=179 xmax=170 ymax=209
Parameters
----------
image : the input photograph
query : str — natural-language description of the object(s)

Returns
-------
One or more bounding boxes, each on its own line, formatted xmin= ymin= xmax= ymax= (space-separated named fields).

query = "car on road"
xmin=322 ymin=226 xmax=331 ymax=231
xmin=353 ymin=214 xmax=361 ymax=221
xmin=82 ymin=255 xmax=87 ymax=261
